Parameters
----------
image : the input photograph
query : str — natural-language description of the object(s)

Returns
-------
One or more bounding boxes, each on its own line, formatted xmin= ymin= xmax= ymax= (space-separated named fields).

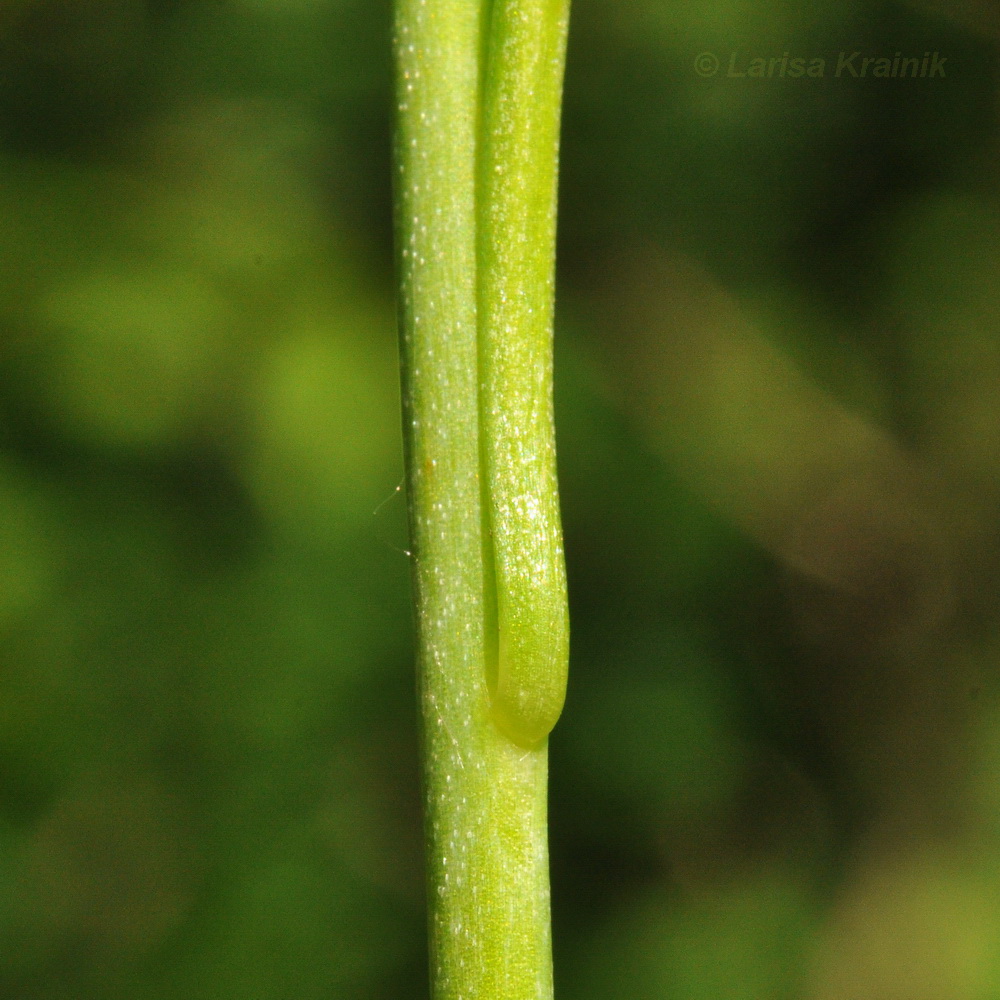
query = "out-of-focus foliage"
xmin=1 ymin=1 xmax=999 ymax=997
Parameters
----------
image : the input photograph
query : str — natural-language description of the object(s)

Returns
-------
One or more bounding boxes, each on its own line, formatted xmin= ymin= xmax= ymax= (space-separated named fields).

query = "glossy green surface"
xmin=394 ymin=0 xmax=570 ymax=995
xmin=479 ymin=0 xmax=571 ymax=751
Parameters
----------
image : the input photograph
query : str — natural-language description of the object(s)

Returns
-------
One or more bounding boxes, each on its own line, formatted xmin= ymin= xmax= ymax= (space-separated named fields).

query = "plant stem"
xmin=393 ymin=0 xmax=570 ymax=997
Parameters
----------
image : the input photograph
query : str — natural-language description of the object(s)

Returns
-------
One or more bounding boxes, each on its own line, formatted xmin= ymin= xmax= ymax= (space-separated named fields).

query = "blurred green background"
xmin=2 ymin=1 xmax=1000 ymax=997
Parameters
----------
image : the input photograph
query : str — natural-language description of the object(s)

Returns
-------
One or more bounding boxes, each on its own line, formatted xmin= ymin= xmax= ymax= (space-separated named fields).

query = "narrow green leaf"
xmin=479 ymin=0 xmax=571 ymax=749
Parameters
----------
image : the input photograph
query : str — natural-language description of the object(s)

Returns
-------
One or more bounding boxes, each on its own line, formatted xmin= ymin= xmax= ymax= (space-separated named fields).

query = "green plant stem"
xmin=393 ymin=0 xmax=570 ymax=998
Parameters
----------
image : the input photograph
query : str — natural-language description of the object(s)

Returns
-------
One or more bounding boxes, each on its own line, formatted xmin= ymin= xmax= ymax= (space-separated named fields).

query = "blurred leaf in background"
xmin=2 ymin=1 xmax=1000 ymax=998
